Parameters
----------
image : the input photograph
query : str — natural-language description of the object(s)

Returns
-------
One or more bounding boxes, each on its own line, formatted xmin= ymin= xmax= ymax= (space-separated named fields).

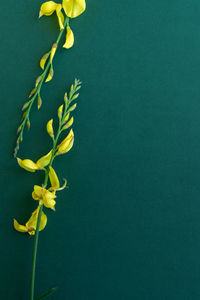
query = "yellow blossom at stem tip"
xmin=14 ymin=206 xmax=47 ymax=235
xmin=39 ymin=1 xmax=58 ymax=17
xmin=62 ymin=0 xmax=86 ymax=18
xmin=39 ymin=2 xmax=64 ymax=30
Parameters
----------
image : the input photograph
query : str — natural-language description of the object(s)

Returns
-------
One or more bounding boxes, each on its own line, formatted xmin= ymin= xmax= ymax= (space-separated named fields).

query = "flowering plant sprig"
xmin=14 ymin=0 xmax=86 ymax=157
xmin=14 ymin=79 xmax=81 ymax=300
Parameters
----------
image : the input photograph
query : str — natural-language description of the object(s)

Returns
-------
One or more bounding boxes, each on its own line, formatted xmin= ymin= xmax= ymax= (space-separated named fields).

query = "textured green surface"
xmin=1 ymin=0 xmax=200 ymax=299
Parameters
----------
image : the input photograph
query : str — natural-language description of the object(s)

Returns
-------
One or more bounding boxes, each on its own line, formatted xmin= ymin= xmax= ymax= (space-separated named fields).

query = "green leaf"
xmin=36 ymin=287 xmax=57 ymax=300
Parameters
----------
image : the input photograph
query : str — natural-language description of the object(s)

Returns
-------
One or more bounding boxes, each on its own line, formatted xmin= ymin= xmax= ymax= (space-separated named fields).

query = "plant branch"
xmin=14 ymin=16 xmax=69 ymax=158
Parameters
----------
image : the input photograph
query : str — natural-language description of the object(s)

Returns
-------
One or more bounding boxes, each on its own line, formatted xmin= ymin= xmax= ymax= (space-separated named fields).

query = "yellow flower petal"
xmin=17 ymin=158 xmax=39 ymax=172
xmin=57 ymin=129 xmax=74 ymax=155
xmin=63 ymin=26 xmax=74 ymax=49
xmin=26 ymin=207 xmax=47 ymax=235
xmin=33 ymin=186 xmax=56 ymax=210
xmin=39 ymin=1 xmax=58 ymax=17
xmin=62 ymin=0 xmax=86 ymax=18
xmin=32 ymin=186 xmax=43 ymax=202
xmin=46 ymin=119 xmax=54 ymax=138
xmin=43 ymin=193 xmax=56 ymax=210
xmin=56 ymin=4 xmax=64 ymax=30
xmin=36 ymin=150 xmax=52 ymax=169
xmin=14 ymin=207 xmax=47 ymax=235
xmin=13 ymin=219 xmax=28 ymax=233
xmin=32 ymin=191 xmax=40 ymax=201
xmin=49 ymin=166 xmax=60 ymax=190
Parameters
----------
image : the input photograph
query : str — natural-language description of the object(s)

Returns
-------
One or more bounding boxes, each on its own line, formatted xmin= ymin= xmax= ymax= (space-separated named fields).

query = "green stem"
xmin=14 ymin=16 xmax=69 ymax=157
xmin=29 ymin=116 xmax=65 ymax=300
xmin=29 ymin=77 xmax=79 ymax=300
xmin=30 ymin=204 xmax=43 ymax=300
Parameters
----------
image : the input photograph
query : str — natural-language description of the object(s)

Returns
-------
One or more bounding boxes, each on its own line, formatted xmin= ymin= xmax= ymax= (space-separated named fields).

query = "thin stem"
xmin=14 ymin=16 xmax=69 ymax=157
xmin=29 ymin=121 xmax=64 ymax=300
xmin=30 ymin=204 xmax=43 ymax=300
xmin=29 ymin=78 xmax=80 ymax=300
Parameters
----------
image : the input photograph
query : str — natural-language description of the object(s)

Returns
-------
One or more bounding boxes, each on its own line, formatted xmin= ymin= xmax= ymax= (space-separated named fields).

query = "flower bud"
xmin=21 ymin=112 xmax=26 ymax=120
xmin=46 ymin=119 xmax=54 ymax=138
xmin=27 ymin=120 xmax=31 ymax=130
xmin=29 ymin=88 xmax=36 ymax=98
xmin=58 ymin=105 xmax=63 ymax=119
xmin=17 ymin=126 xmax=21 ymax=134
xmin=71 ymin=93 xmax=79 ymax=101
xmin=64 ymin=92 xmax=68 ymax=103
xmin=22 ymin=101 xmax=30 ymax=111
xmin=35 ymin=76 xmax=42 ymax=87
xmin=37 ymin=96 xmax=42 ymax=109
xmin=62 ymin=117 xmax=74 ymax=130
xmin=40 ymin=52 xmax=49 ymax=70
xmin=68 ymin=103 xmax=77 ymax=112
xmin=64 ymin=113 xmax=70 ymax=122
xmin=45 ymin=67 xmax=54 ymax=83
xmin=50 ymin=43 xmax=57 ymax=63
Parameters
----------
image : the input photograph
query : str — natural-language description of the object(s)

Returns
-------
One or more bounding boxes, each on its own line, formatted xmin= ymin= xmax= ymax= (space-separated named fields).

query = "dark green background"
xmin=1 ymin=0 xmax=200 ymax=299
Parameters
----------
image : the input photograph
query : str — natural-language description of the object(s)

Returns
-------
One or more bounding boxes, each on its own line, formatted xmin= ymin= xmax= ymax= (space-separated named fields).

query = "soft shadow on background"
xmin=1 ymin=0 xmax=200 ymax=299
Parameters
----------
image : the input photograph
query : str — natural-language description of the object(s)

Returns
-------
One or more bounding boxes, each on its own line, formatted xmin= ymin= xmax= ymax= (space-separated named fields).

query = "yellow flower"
xmin=57 ymin=129 xmax=74 ymax=155
xmin=17 ymin=150 xmax=52 ymax=172
xmin=39 ymin=1 xmax=64 ymax=30
xmin=49 ymin=166 xmax=60 ymax=190
xmin=39 ymin=1 xmax=58 ymax=16
xmin=17 ymin=158 xmax=39 ymax=172
xmin=32 ymin=185 xmax=56 ymax=210
xmin=56 ymin=4 xmax=65 ymax=30
xmin=36 ymin=150 xmax=52 ymax=168
xmin=63 ymin=26 xmax=74 ymax=49
xmin=14 ymin=206 xmax=47 ymax=235
xmin=62 ymin=0 xmax=86 ymax=18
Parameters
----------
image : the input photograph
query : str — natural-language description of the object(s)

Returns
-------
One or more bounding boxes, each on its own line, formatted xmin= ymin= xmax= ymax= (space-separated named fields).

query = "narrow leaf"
xmin=36 ymin=287 xmax=57 ymax=300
